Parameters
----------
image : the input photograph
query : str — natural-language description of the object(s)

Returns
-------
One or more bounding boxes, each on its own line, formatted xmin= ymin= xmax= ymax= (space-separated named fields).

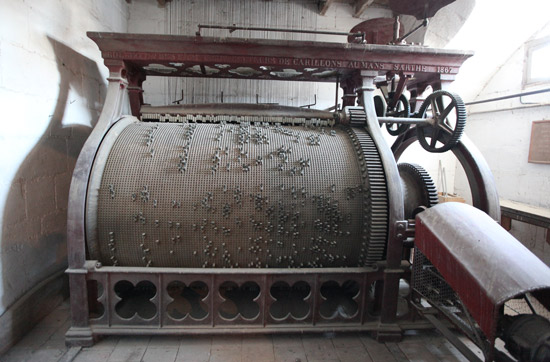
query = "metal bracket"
xmin=395 ymin=220 xmax=408 ymax=241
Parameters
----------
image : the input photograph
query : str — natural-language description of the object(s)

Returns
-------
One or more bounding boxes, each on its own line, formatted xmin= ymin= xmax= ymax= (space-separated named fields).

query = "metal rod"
xmin=395 ymin=19 xmax=428 ymax=43
xmin=172 ymin=89 xmax=184 ymax=104
xmin=84 ymin=265 xmax=374 ymax=275
xmin=422 ymin=313 xmax=483 ymax=362
xmin=300 ymin=94 xmax=317 ymax=109
xmin=197 ymin=24 xmax=365 ymax=40
xmin=378 ymin=116 xmax=433 ymax=125
xmin=465 ymin=87 xmax=550 ymax=105
xmin=524 ymin=294 xmax=538 ymax=315
xmin=334 ymin=75 xmax=339 ymax=112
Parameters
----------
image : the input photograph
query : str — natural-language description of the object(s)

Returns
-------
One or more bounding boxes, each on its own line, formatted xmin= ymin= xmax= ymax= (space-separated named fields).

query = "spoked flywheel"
xmin=416 ymin=90 xmax=466 ymax=153
xmin=385 ymin=92 xmax=411 ymax=136
xmin=374 ymin=95 xmax=386 ymax=120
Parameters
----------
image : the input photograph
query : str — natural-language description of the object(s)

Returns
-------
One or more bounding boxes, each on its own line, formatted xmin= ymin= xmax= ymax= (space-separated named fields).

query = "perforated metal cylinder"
xmin=86 ymin=120 xmax=387 ymax=268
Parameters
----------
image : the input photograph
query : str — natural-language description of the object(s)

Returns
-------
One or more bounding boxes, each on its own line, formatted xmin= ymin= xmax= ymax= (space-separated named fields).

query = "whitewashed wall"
xmin=0 ymin=0 xmax=128 ymax=318
xmin=454 ymin=23 xmax=550 ymax=264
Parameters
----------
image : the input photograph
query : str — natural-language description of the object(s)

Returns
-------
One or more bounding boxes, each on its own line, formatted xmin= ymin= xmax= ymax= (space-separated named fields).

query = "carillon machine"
xmin=66 ymin=5 xmax=550 ymax=361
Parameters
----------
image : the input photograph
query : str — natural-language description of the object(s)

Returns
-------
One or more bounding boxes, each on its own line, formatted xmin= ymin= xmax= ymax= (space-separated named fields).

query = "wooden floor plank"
xmin=424 ymin=338 xmax=464 ymax=362
xmin=386 ymin=343 xmax=410 ymax=362
xmin=142 ymin=347 xmax=178 ymax=362
xmin=331 ymin=333 xmax=364 ymax=349
xmin=1 ymin=302 xmax=508 ymax=362
xmin=359 ymin=335 xmax=397 ymax=362
xmin=302 ymin=334 xmax=339 ymax=361
xmin=273 ymin=345 xmax=308 ymax=362
xmin=397 ymin=342 xmax=439 ymax=362
xmin=335 ymin=345 xmax=373 ymax=362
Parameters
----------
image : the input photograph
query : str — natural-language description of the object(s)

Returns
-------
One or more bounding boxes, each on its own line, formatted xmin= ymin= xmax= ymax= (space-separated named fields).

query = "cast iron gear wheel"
xmin=398 ymin=163 xmax=438 ymax=219
xmin=374 ymin=95 xmax=386 ymax=118
xmin=385 ymin=92 xmax=411 ymax=136
xmin=348 ymin=125 xmax=389 ymax=266
xmin=416 ymin=90 xmax=466 ymax=153
xmin=347 ymin=107 xmax=370 ymax=127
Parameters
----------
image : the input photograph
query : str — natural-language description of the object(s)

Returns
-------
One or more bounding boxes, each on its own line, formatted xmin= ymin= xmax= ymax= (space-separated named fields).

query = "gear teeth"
xmin=346 ymin=106 xmax=369 ymax=126
xmin=398 ymin=163 xmax=439 ymax=211
xmin=347 ymin=122 xmax=389 ymax=267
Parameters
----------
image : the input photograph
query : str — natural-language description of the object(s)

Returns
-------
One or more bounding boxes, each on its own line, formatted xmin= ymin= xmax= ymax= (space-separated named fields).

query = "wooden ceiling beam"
xmin=319 ymin=0 xmax=335 ymax=16
xmin=354 ymin=0 xmax=375 ymax=17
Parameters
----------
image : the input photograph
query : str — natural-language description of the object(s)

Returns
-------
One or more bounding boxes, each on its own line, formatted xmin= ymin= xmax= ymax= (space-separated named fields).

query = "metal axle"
xmin=377 ymin=116 xmax=434 ymax=126
xmin=197 ymin=24 xmax=365 ymax=41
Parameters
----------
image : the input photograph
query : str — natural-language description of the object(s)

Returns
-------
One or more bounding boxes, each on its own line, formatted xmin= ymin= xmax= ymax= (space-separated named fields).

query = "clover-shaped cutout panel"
xmin=270 ymin=281 xmax=311 ymax=320
xmin=219 ymin=281 xmax=260 ymax=320
xmin=319 ymin=280 xmax=359 ymax=319
xmin=114 ymin=280 xmax=157 ymax=319
xmin=167 ymin=281 xmax=209 ymax=320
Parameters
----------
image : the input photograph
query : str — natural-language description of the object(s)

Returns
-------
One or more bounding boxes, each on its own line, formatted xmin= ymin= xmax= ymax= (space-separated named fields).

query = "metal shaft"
xmin=465 ymin=87 xmax=550 ymax=105
xmin=197 ymin=24 xmax=365 ymax=41
xmin=378 ymin=116 xmax=434 ymax=125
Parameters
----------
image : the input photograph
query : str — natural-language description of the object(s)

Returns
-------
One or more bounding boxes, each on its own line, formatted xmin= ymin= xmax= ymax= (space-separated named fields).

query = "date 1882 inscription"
xmin=103 ymin=51 xmax=457 ymax=74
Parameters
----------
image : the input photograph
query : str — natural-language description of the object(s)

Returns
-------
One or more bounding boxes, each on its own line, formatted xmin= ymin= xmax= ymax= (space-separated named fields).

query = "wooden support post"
xmin=354 ymin=0 xmax=374 ymax=18
xmin=319 ymin=0 xmax=334 ymax=15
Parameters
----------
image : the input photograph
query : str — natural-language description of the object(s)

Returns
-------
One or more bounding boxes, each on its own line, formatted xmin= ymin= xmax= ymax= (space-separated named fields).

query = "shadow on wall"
xmin=0 ymin=36 xmax=105 ymax=350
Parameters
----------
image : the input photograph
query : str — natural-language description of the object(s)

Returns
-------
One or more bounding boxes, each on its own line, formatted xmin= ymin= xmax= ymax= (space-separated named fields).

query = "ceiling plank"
xmin=319 ymin=0 xmax=335 ymax=16
xmin=354 ymin=0 xmax=375 ymax=17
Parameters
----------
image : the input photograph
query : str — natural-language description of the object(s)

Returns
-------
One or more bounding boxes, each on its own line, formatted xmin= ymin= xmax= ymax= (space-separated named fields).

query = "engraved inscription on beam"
xmin=103 ymin=51 xmax=454 ymax=73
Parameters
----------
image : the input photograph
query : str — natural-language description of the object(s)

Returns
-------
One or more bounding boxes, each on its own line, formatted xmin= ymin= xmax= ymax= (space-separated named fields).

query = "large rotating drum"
xmin=85 ymin=118 xmax=388 ymax=268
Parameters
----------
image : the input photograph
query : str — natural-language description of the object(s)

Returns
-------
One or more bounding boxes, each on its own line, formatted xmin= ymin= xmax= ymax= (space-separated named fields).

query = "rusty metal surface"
xmin=415 ymin=202 xmax=550 ymax=342
xmin=88 ymin=121 xmax=389 ymax=268
xmin=87 ymin=32 xmax=473 ymax=83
